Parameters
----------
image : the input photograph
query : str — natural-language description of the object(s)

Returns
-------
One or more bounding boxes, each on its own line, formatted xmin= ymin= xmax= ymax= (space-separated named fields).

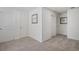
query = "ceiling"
xmin=0 ymin=7 xmax=70 ymax=13
xmin=47 ymin=7 xmax=70 ymax=13
xmin=0 ymin=7 xmax=36 ymax=12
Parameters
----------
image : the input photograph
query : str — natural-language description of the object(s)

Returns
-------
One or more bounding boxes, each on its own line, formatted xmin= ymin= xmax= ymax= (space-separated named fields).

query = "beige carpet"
xmin=0 ymin=35 xmax=79 ymax=51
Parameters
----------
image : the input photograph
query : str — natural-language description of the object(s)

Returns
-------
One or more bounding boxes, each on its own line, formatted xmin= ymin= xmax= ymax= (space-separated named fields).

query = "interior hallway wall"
xmin=57 ymin=12 xmax=67 ymax=35
xmin=42 ymin=8 xmax=56 ymax=41
xmin=0 ymin=8 xmax=29 ymax=42
xmin=28 ymin=7 xmax=43 ymax=42
xmin=67 ymin=8 xmax=79 ymax=40
xmin=0 ymin=7 xmax=68 ymax=43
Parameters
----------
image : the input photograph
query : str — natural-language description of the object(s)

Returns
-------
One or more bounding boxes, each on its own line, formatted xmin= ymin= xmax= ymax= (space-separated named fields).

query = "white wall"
xmin=29 ymin=7 xmax=57 ymax=42
xmin=0 ymin=8 xmax=28 ymax=42
xmin=42 ymin=8 xmax=56 ymax=41
xmin=57 ymin=13 xmax=67 ymax=35
xmin=56 ymin=13 xmax=60 ymax=34
xmin=0 ymin=7 xmax=69 ymax=43
xmin=0 ymin=7 xmax=43 ymax=43
xmin=29 ymin=7 xmax=43 ymax=42
xmin=67 ymin=8 xmax=79 ymax=40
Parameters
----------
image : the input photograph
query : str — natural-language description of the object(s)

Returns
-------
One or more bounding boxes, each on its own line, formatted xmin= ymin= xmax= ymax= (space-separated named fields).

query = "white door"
xmin=19 ymin=12 xmax=27 ymax=38
xmin=0 ymin=11 xmax=21 ymax=42
xmin=0 ymin=12 xmax=16 ymax=42
xmin=51 ymin=15 xmax=56 ymax=36
xmin=0 ymin=13 xmax=7 ymax=42
xmin=12 ymin=11 xmax=21 ymax=39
